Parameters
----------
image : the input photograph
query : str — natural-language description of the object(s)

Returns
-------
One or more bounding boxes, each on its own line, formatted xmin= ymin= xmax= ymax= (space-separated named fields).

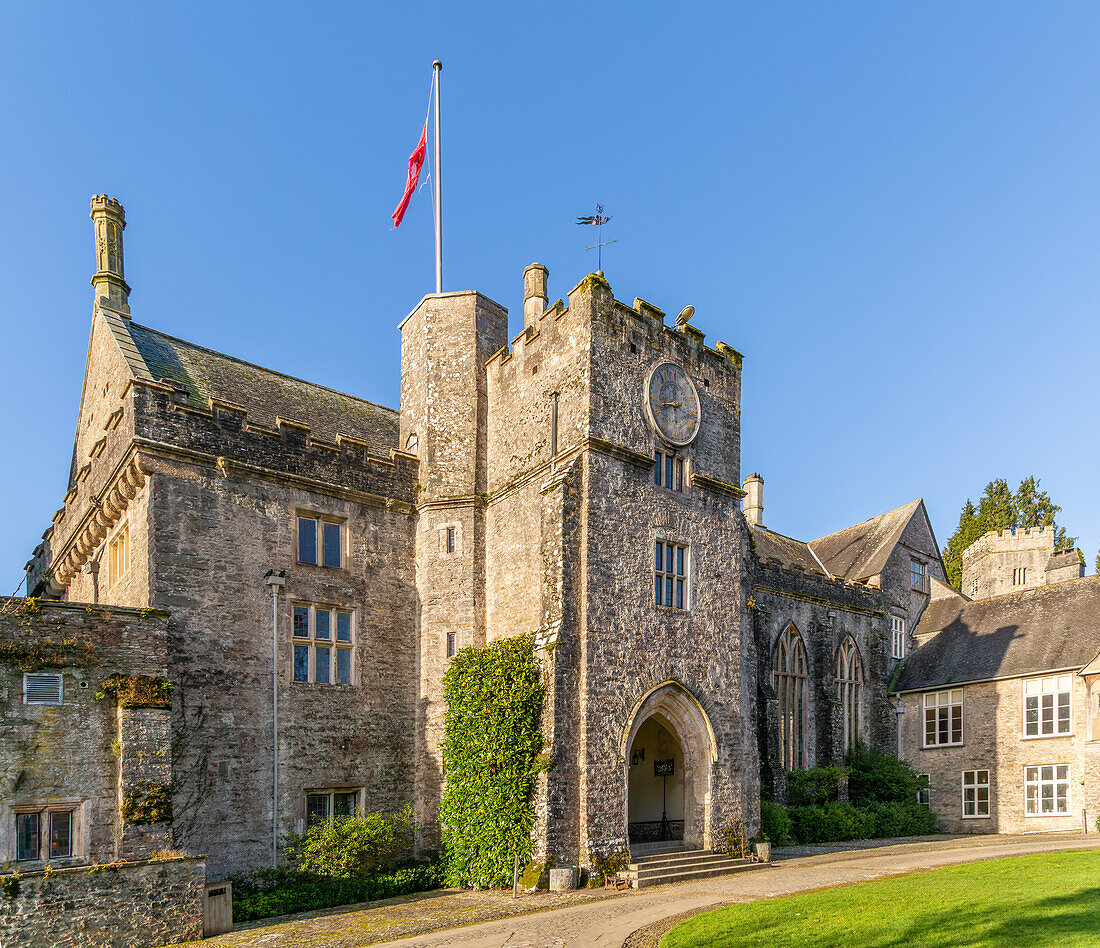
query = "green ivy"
xmin=439 ymin=634 xmax=545 ymax=888
xmin=95 ymin=674 xmax=172 ymax=709
xmin=121 ymin=782 xmax=172 ymax=824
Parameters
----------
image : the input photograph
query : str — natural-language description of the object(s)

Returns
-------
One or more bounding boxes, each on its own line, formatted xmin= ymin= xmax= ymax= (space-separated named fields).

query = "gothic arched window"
xmin=773 ymin=625 xmax=808 ymax=770
xmin=836 ymin=637 xmax=863 ymax=753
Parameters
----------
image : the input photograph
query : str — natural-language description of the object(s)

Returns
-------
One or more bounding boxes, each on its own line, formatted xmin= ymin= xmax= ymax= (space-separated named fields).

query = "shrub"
xmin=439 ymin=634 xmax=545 ymax=888
xmin=845 ymin=743 xmax=921 ymax=806
xmin=588 ymin=850 xmax=629 ymax=886
xmin=229 ymin=861 xmax=443 ymax=922
xmin=286 ymin=808 xmax=414 ymax=879
xmin=786 ymin=766 xmax=848 ymax=806
xmin=865 ymin=801 xmax=937 ymax=838
xmin=759 ymin=801 xmax=791 ymax=846
xmin=788 ymin=803 xmax=875 ymax=844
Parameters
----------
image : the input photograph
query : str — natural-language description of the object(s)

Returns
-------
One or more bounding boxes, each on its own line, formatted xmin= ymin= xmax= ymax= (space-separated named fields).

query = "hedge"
xmin=229 ymin=862 xmax=443 ymax=922
xmin=439 ymin=634 xmax=546 ymax=888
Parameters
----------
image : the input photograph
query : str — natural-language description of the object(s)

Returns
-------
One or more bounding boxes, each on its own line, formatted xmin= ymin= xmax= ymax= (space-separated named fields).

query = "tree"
xmin=942 ymin=477 xmax=1075 ymax=589
xmin=1095 ymin=551 xmax=1100 ymax=575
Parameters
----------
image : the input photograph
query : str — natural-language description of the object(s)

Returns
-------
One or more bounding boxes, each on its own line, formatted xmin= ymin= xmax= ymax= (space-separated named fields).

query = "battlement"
xmin=962 ymin=525 xmax=1058 ymax=562
xmin=484 ymin=268 xmax=743 ymax=382
xmin=754 ymin=560 xmax=882 ymax=614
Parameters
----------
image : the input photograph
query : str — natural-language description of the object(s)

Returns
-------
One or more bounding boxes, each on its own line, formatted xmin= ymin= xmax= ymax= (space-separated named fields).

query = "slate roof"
xmin=751 ymin=525 xmax=828 ymax=575
xmin=103 ymin=313 xmax=399 ymax=454
xmin=892 ymin=577 xmax=1100 ymax=693
xmin=809 ymin=500 xmax=923 ymax=582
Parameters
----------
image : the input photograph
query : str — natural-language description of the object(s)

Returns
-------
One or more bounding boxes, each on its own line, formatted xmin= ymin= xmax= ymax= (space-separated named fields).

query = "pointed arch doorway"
xmin=621 ymin=681 xmax=718 ymax=851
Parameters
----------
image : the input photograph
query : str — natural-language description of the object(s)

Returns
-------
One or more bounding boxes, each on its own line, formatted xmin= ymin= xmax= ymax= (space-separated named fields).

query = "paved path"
xmin=204 ymin=834 xmax=1100 ymax=948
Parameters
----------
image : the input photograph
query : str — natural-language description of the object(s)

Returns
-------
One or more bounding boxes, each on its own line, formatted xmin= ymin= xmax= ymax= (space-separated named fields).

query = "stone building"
xmin=961 ymin=525 xmax=1084 ymax=600
xmin=16 ymin=196 xmax=945 ymax=878
xmin=894 ymin=575 xmax=1100 ymax=834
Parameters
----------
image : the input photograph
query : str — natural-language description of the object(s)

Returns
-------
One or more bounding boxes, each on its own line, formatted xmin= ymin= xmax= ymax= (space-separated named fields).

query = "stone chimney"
xmin=90 ymin=195 xmax=130 ymax=316
xmin=743 ymin=473 xmax=764 ymax=527
xmin=523 ymin=263 xmax=548 ymax=329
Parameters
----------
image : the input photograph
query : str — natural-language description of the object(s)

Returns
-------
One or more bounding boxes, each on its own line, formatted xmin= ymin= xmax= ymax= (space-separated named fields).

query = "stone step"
xmin=629 ymin=849 xmax=737 ymax=870
xmin=629 ymin=859 xmax=767 ymax=889
xmin=633 ymin=855 xmax=753 ymax=879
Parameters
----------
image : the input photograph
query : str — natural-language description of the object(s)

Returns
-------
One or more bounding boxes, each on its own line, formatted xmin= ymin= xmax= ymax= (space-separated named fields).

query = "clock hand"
xmin=661 ymin=401 xmax=682 ymax=408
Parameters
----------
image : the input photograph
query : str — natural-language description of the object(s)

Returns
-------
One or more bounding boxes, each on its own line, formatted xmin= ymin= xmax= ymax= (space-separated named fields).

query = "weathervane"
xmin=576 ymin=203 xmax=616 ymax=272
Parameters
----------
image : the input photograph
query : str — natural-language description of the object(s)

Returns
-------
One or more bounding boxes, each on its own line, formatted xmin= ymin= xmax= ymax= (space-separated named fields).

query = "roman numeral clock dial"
xmin=645 ymin=361 xmax=701 ymax=447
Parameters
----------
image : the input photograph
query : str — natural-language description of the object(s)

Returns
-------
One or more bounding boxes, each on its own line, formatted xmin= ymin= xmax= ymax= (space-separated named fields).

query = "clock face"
xmin=646 ymin=361 xmax=700 ymax=446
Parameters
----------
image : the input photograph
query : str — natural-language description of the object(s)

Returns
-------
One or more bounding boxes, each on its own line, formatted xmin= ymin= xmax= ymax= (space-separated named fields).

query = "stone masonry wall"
xmin=147 ymin=461 xmax=417 ymax=878
xmin=0 ymin=855 xmax=204 ymax=948
xmin=898 ymin=675 xmax=1100 ymax=834
xmin=0 ymin=600 xmax=169 ymax=867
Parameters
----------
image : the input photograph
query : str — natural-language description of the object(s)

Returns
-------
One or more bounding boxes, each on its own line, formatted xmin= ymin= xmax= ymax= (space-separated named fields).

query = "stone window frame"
xmin=8 ymin=800 xmax=84 ymax=864
xmin=303 ymin=787 xmax=362 ymax=827
xmin=1086 ymin=680 xmax=1100 ymax=742
xmin=296 ymin=509 xmax=347 ymax=569
xmin=654 ymin=537 xmax=690 ymax=611
xmin=889 ymin=614 xmax=907 ymax=660
xmin=909 ymin=558 xmax=928 ymax=593
xmin=773 ymin=624 xmax=809 ymax=771
xmin=836 ymin=637 xmax=864 ymax=753
xmin=923 ymin=689 xmax=964 ymax=748
xmin=439 ymin=521 xmax=463 ymax=556
xmin=653 ymin=449 xmax=689 ymax=495
xmin=1024 ymin=764 xmax=1072 ymax=817
xmin=961 ymin=770 xmax=990 ymax=819
xmin=446 ymin=631 xmax=458 ymax=660
xmin=1012 ymin=567 xmax=1028 ymax=586
xmin=107 ymin=519 xmax=130 ymax=586
xmin=1022 ymin=674 xmax=1073 ymax=739
xmin=291 ymin=602 xmax=356 ymax=686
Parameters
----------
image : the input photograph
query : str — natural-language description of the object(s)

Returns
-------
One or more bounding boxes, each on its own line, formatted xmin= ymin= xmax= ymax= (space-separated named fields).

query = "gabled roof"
xmin=102 ymin=313 xmax=399 ymax=455
xmin=809 ymin=500 xmax=923 ymax=582
xmin=751 ymin=525 xmax=828 ymax=576
xmin=893 ymin=577 xmax=1100 ymax=693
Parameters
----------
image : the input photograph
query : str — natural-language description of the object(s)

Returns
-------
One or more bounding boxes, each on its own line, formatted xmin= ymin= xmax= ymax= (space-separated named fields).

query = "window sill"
xmin=1021 ymin=733 xmax=1073 ymax=741
xmin=1024 ymin=811 xmax=1073 ymax=818
xmin=961 ymin=814 xmax=991 ymax=820
xmin=655 ymin=605 xmax=690 ymax=615
xmin=920 ymin=742 xmax=965 ymax=750
xmin=295 ymin=562 xmax=345 ymax=571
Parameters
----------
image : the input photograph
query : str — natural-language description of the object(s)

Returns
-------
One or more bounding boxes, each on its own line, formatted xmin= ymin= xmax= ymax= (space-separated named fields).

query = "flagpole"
xmin=433 ymin=60 xmax=443 ymax=294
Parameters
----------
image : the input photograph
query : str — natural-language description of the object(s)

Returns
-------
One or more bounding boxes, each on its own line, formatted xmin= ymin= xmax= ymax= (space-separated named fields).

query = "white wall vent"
xmin=24 ymin=673 xmax=63 ymax=705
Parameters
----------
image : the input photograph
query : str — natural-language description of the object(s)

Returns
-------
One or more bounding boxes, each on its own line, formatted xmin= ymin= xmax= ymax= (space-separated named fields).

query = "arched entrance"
xmin=621 ymin=681 xmax=717 ymax=851
xmin=627 ymin=715 xmax=685 ymax=843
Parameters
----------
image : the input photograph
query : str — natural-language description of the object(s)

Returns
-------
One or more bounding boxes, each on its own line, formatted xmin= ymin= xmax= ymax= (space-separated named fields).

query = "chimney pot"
xmin=523 ymin=262 xmax=548 ymax=329
xmin=90 ymin=195 xmax=131 ymax=317
xmin=743 ymin=472 xmax=764 ymax=527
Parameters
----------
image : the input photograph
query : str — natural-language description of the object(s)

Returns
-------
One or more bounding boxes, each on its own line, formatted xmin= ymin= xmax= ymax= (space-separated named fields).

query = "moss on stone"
xmin=0 ymin=635 xmax=98 ymax=672
xmin=121 ymin=782 xmax=172 ymax=825
xmin=96 ymin=673 xmax=172 ymax=709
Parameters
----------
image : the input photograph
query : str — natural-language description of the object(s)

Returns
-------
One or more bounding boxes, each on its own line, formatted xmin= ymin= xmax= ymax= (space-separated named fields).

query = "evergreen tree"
xmin=1095 ymin=551 xmax=1100 ymax=575
xmin=942 ymin=477 xmax=1074 ymax=589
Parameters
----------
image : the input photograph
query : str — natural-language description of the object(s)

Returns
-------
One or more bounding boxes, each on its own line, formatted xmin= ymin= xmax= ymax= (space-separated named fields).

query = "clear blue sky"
xmin=3 ymin=1 xmax=1098 ymax=590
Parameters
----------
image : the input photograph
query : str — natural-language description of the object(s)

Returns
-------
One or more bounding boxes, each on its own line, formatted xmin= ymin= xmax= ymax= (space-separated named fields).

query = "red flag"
xmin=392 ymin=121 xmax=427 ymax=228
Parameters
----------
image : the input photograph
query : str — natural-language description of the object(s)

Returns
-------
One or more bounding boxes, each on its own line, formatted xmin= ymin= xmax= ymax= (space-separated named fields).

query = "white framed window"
xmin=653 ymin=451 xmax=687 ymax=493
xmin=108 ymin=523 xmax=129 ymax=586
xmin=297 ymin=513 xmax=344 ymax=568
xmin=962 ymin=770 xmax=990 ymax=818
xmin=836 ymin=638 xmax=863 ymax=753
xmin=305 ymin=789 xmax=361 ymax=825
xmin=654 ymin=539 xmax=689 ymax=609
xmin=24 ymin=673 xmax=63 ymax=706
xmin=916 ymin=773 xmax=930 ymax=807
xmin=1012 ymin=567 xmax=1028 ymax=586
xmin=15 ymin=807 xmax=76 ymax=861
xmin=910 ymin=559 xmax=928 ymax=593
xmin=923 ymin=689 xmax=963 ymax=747
xmin=890 ymin=615 xmax=907 ymax=660
xmin=1024 ymin=675 xmax=1072 ymax=738
xmin=1025 ymin=764 xmax=1070 ymax=816
xmin=292 ymin=604 xmax=354 ymax=685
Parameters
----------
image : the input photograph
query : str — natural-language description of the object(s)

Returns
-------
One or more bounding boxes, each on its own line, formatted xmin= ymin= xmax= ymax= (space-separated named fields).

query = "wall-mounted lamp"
xmin=631 ymin=747 xmax=645 ymax=766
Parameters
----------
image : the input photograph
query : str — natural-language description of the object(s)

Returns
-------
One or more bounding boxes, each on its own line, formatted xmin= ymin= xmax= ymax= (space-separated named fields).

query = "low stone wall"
xmin=0 ymin=855 xmax=204 ymax=948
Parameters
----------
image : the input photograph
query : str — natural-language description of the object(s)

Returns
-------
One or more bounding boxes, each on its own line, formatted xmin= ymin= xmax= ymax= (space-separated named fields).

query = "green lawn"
xmin=662 ymin=849 xmax=1100 ymax=947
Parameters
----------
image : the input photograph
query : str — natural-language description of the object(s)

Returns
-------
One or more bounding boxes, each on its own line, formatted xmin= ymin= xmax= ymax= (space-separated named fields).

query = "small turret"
xmin=90 ymin=195 xmax=130 ymax=316
xmin=743 ymin=473 xmax=764 ymax=527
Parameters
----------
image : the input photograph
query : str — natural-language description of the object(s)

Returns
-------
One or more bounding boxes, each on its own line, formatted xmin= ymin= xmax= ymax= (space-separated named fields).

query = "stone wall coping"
xmin=0 ymin=597 xmax=169 ymax=619
xmin=398 ymin=289 xmax=508 ymax=330
xmin=0 ymin=853 xmax=206 ymax=881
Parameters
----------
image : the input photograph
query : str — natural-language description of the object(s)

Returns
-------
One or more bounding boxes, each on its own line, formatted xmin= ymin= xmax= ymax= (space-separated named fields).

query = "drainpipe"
xmin=264 ymin=570 xmax=286 ymax=868
xmin=894 ymin=698 xmax=905 ymax=759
